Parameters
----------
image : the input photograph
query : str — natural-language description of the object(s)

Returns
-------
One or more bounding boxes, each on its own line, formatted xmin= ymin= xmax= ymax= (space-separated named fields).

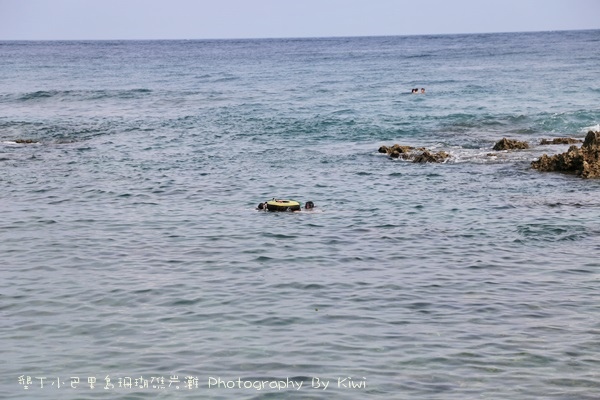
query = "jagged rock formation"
xmin=493 ymin=138 xmax=530 ymax=151
xmin=531 ymin=131 xmax=600 ymax=178
xmin=540 ymin=137 xmax=582 ymax=145
xmin=412 ymin=150 xmax=450 ymax=163
xmin=378 ymin=144 xmax=450 ymax=163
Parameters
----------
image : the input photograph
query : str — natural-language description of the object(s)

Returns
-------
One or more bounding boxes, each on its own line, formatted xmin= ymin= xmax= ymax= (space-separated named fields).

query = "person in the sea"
xmin=257 ymin=201 xmax=315 ymax=211
xmin=421 ymin=88 xmax=425 ymax=94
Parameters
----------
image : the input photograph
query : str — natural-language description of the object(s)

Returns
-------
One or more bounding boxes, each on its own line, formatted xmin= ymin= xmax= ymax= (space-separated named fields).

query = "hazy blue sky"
xmin=0 ymin=0 xmax=598 ymax=40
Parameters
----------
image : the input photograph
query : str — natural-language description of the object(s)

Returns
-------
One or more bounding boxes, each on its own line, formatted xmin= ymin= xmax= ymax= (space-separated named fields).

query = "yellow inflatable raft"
xmin=266 ymin=199 xmax=301 ymax=212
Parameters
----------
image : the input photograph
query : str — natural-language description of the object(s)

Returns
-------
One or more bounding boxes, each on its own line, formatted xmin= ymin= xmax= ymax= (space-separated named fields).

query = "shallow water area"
xmin=1 ymin=31 xmax=600 ymax=399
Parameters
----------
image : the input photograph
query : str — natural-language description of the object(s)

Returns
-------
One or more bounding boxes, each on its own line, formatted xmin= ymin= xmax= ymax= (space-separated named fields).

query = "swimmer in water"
xmin=257 ymin=200 xmax=316 ymax=211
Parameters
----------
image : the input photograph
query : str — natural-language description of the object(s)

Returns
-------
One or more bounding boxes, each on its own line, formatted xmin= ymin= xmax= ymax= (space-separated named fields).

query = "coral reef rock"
xmin=412 ymin=150 xmax=450 ymax=163
xmin=531 ymin=131 xmax=600 ymax=178
xmin=379 ymin=144 xmax=449 ymax=163
xmin=493 ymin=138 xmax=530 ymax=151
xmin=539 ymin=137 xmax=582 ymax=145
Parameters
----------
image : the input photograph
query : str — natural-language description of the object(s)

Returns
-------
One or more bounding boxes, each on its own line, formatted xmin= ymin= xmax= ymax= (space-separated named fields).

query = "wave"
xmin=1 ymin=88 xmax=153 ymax=103
xmin=437 ymin=113 xmax=511 ymax=134
xmin=516 ymin=223 xmax=589 ymax=242
xmin=582 ymin=124 xmax=600 ymax=133
xmin=0 ymin=118 xmax=141 ymax=143
xmin=536 ymin=111 xmax=600 ymax=135
xmin=17 ymin=90 xmax=56 ymax=100
xmin=436 ymin=110 xmax=599 ymax=138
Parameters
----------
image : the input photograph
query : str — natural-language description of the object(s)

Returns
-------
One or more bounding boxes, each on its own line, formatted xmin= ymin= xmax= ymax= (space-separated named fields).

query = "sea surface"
xmin=1 ymin=30 xmax=600 ymax=399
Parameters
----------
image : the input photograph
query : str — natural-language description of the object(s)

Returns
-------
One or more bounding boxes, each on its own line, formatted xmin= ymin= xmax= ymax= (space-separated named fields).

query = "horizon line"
xmin=0 ymin=28 xmax=596 ymax=42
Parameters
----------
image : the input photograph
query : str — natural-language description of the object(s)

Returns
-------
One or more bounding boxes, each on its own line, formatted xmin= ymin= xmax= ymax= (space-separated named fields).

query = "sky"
xmin=0 ymin=0 xmax=598 ymax=40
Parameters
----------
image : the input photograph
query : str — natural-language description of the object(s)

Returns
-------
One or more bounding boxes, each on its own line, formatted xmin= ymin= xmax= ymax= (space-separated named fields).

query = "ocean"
xmin=1 ymin=30 xmax=600 ymax=399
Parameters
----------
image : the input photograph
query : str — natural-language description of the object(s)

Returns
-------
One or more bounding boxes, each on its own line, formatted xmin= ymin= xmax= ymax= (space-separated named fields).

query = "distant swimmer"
xmin=411 ymin=88 xmax=418 ymax=94
xmin=421 ymin=88 xmax=425 ymax=94
xmin=257 ymin=199 xmax=315 ymax=212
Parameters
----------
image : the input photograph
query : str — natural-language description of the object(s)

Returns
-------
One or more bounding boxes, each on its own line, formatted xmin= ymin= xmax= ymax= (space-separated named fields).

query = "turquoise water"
xmin=1 ymin=31 xmax=600 ymax=399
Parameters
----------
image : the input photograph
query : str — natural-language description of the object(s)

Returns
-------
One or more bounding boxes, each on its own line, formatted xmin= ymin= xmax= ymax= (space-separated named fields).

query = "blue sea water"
xmin=1 ymin=30 xmax=600 ymax=399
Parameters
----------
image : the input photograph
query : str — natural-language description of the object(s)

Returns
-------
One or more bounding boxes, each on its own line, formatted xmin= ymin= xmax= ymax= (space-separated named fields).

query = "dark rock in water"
xmin=532 ymin=131 xmax=600 ymax=178
xmin=540 ymin=137 xmax=583 ymax=145
xmin=390 ymin=144 xmax=415 ymax=154
xmin=532 ymin=145 xmax=583 ymax=175
xmin=378 ymin=143 xmax=449 ymax=163
xmin=412 ymin=150 xmax=450 ymax=163
xmin=14 ymin=139 xmax=38 ymax=144
xmin=493 ymin=137 xmax=530 ymax=151
xmin=386 ymin=144 xmax=415 ymax=158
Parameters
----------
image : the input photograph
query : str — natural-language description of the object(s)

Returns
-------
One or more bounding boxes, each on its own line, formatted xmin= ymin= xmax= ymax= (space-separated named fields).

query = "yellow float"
xmin=265 ymin=199 xmax=301 ymax=212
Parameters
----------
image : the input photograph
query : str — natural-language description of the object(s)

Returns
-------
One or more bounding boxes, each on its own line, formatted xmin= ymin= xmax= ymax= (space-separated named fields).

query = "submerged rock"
xmin=531 ymin=131 xmax=600 ymax=178
xmin=390 ymin=144 xmax=415 ymax=154
xmin=412 ymin=150 xmax=450 ymax=163
xmin=378 ymin=143 xmax=449 ymax=163
xmin=540 ymin=137 xmax=583 ymax=145
xmin=493 ymin=138 xmax=530 ymax=151
xmin=380 ymin=144 xmax=417 ymax=158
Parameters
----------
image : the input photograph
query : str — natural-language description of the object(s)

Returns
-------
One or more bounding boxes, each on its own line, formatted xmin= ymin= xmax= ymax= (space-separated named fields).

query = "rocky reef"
xmin=539 ymin=137 xmax=582 ymax=145
xmin=378 ymin=144 xmax=450 ymax=163
xmin=379 ymin=132 xmax=600 ymax=177
xmin=531 ymin=131 xmax=600 ymax=178
xmin=492 ymin=138 xmax=529 ymax=151
xmin=14 ymin=139 xmax=38 ymax=144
